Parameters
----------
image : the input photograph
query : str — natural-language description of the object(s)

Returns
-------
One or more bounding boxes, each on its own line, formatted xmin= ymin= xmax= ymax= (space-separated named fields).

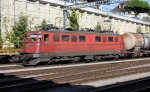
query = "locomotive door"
xmin=42 ymin=34 xmax=50 ymax=53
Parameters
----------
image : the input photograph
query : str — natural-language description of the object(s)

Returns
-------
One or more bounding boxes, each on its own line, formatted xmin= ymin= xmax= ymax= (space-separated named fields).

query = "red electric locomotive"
xmin=20 ymin=30 xmax=126 ymax=65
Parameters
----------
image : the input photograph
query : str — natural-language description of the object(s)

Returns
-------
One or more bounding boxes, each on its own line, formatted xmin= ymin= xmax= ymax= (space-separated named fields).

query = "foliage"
xmin=55 ymin=17 xmax=62 ymax=28
xmin=3 ymin=17 xmax=13 ymax=48
xmin=124 ymin=0 xmax=150 ymax=16
xmin=95 ymin=22 xmax=102 ymax=32
xmin=12 ymin=15 xmax=28 ymax=48
xmin=28 ymin=17 xmax=35 ymax=31
xmin=41 ymin=19 xmax=47 ymax=26
xmin=68 ymin=9 xmax=79 ymax=30
xmin=136 ymin=26 xmax=142 ymax=33
xmin=0 ymin=29 xmax=3 ymax=49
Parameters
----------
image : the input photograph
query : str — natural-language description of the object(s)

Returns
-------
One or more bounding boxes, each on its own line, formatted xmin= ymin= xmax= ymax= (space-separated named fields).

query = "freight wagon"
xmin=0 ymin=49 xmax=21 ymax=63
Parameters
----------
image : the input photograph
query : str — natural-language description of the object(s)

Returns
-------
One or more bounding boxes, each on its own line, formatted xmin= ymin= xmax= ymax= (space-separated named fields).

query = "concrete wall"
xmin=1 ymin=0 xmax=150 ymax=35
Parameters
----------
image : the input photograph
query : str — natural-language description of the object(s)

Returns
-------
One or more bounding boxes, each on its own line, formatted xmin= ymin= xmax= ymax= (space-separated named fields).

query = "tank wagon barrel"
xmin=122 ymin=32 xmax=150 ymax=50
xmin=142 ymin=34 xmax=150 ymax=50
xmin=122 ymin=33 xmax=144 ymax=50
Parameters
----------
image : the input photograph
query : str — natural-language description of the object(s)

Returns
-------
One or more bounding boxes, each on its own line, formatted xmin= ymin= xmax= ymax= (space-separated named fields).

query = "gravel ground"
xmin=1 ymin=58 xmax=150 ymax=92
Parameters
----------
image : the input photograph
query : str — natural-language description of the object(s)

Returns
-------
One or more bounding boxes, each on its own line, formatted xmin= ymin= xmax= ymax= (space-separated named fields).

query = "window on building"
xmin=108 ymin=37 xmax=113 ymax=42
xmin=95 ymin=36 xmax=101 ymax=42
xmin=79 ymin=36 xmax=86 ymax=42
xmin=118 ymin=5 xmax=122 ymax=8
xmin=53 ymin=35 xmax=60 ymax=42
xmin=72 ymin=36 xmax=77 ymax=42
xmin=123 ymin=5 xmax=125 ymax=8
xmin=44 ymin=34 xmax=49 ymax=42
xmin=62 ymin=35 xmax=69 ymax=42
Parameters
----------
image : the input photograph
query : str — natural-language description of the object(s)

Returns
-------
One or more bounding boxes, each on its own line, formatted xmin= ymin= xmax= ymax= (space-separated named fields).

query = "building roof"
xmin=112 ymin=1 xmax=128 ymax=13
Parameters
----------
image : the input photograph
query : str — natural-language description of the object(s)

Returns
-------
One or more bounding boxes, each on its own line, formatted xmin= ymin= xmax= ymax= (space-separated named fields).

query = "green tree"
xmin=3 ymin=17 xmax=13 ymax=48
xmin=41 ymin=19 xmax=47 ymax=26
xmin=124 ymin=0 xmax=150 ymax=16
xmin=68 ymin=9 xmax=79 ymax=30
xmin=95 ymin=22 xmax=102 ymax=33
xmin=0 ymin=29 xmax=3 ymax=49
xmin=12 ymin=15 xmax=28 ymax=48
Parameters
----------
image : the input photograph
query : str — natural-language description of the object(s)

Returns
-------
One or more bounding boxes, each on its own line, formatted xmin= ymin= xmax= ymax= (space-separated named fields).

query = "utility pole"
xmin=14 ymin=0 xmax=16 ymax=25
xmin=63 ymin=0 xmax=67 ymax=31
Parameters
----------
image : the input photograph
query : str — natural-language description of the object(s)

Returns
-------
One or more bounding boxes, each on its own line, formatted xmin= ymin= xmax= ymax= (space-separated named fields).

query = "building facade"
xmin=111 ymin=1 xmax=149 ymax=18
xmin=0 ymin=0 xmax=150 ymax=36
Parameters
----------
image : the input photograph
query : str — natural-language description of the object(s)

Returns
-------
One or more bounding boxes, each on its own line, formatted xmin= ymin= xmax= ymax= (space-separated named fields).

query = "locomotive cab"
xmin=23 ymin=32 xmax=42 ymax=53
xmin=21 ymin=31 xmax=50 ymax=65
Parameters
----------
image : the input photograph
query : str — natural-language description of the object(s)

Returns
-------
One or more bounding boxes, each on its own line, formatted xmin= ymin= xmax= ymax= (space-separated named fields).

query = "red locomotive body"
xmin=21 ymin=31 xmax=126 ymax=65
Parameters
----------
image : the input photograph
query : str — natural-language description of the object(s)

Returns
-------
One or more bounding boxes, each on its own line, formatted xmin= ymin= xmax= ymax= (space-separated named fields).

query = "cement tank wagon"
xmin=122 ymin=33 xmax=144 ymax=50
xmin=142 ymin=34 xmax=150 ymax=50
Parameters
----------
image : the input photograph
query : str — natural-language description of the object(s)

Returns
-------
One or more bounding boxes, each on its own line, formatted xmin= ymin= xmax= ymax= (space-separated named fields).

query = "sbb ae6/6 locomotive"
xmin=20 ymin=31 xmax=150 ymax=65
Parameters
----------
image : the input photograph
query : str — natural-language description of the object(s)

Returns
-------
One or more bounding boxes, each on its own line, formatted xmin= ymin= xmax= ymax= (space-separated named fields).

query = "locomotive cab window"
xmin=95 ymin=36 xmax=101 ymax=42
xmin=62 ymin=35 xmax=69 ymax=42
xmin=108 ymin=37 xmax=113 ymax=42
xmin=53 ymin=35 xmax=60 ymax=42
xmin=79 ymin=36 xmax=86 ymax=42
xmin=72 ymin=36 xmax=77 ymax=42
xmin=44 ymin=34 xmax=49 ymax=42
xmin=30 ymin=34 xmax=42 ymax=42
xmin=38 ymin=34 xmax=42 ymax=42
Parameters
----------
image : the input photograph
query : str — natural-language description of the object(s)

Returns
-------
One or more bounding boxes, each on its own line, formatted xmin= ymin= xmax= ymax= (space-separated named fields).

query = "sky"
xmin=101 ymin=0 xmax=150 ymax=11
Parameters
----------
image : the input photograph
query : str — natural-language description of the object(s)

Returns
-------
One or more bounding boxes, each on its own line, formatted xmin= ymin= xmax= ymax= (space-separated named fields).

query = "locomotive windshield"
xmin=29 ymin=34 xmax=42 ymax=42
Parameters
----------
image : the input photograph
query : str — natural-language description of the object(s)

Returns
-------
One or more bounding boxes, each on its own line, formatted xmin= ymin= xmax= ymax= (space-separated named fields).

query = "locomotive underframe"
xmin=20 ymin=50 xmax=150 ymax=66
xmin=21 ymin=51 xmax=121 ymax=65
xmin=123 ymin=47 xmax=150 ymax=58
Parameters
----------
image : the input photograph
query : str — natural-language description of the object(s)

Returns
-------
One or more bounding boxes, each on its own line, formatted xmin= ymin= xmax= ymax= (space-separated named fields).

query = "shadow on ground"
xmin=0 ymin=73 xmax=97 ymax=92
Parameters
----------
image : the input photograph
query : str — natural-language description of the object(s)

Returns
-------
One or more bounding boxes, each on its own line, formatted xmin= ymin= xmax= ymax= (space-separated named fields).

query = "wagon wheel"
xmin=131 ymin=54 xmax=136 ymax=58
xmin=85 ymin=59 xmax=93 ymax=63
xmin=0 ymin=56 xmax=10 ymax=64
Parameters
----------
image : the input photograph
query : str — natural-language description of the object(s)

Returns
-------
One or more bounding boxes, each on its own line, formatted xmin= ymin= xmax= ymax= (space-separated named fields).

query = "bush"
xmin=124 ymin=0 xmax=150 ymax=16
xmin=95 ymin=22 xmax=102 ymax=32
xmin=12 ymin=15 xmax=28 ymax=48
xmin=0 ymin=29 xmax=3 ymax=49
xmin=68 ymin=9 xmax=79 ymax=30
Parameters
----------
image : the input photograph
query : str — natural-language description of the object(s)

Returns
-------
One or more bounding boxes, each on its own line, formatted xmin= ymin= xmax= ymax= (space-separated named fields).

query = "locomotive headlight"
xmin=36 ymin=43 xmax=41 ymax=46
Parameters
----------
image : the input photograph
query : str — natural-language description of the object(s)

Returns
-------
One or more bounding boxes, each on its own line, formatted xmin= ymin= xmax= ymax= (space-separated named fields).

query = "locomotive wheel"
xmin=85 ymin=59 xmax=93 ymax=63
xmin=113 ymin=56 xmax=119 ymax=60
xmin=48 ymin=59 xmax=55 ymax=65
xmin=22 ymin=60 xmax=27 ymax=66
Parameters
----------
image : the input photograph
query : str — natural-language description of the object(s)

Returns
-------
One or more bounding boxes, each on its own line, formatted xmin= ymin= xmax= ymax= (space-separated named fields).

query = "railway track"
xmin=1 ymin=57 xmax=150 ymax=71
xmin=1 ymin=58 xmax=150 ymax=92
